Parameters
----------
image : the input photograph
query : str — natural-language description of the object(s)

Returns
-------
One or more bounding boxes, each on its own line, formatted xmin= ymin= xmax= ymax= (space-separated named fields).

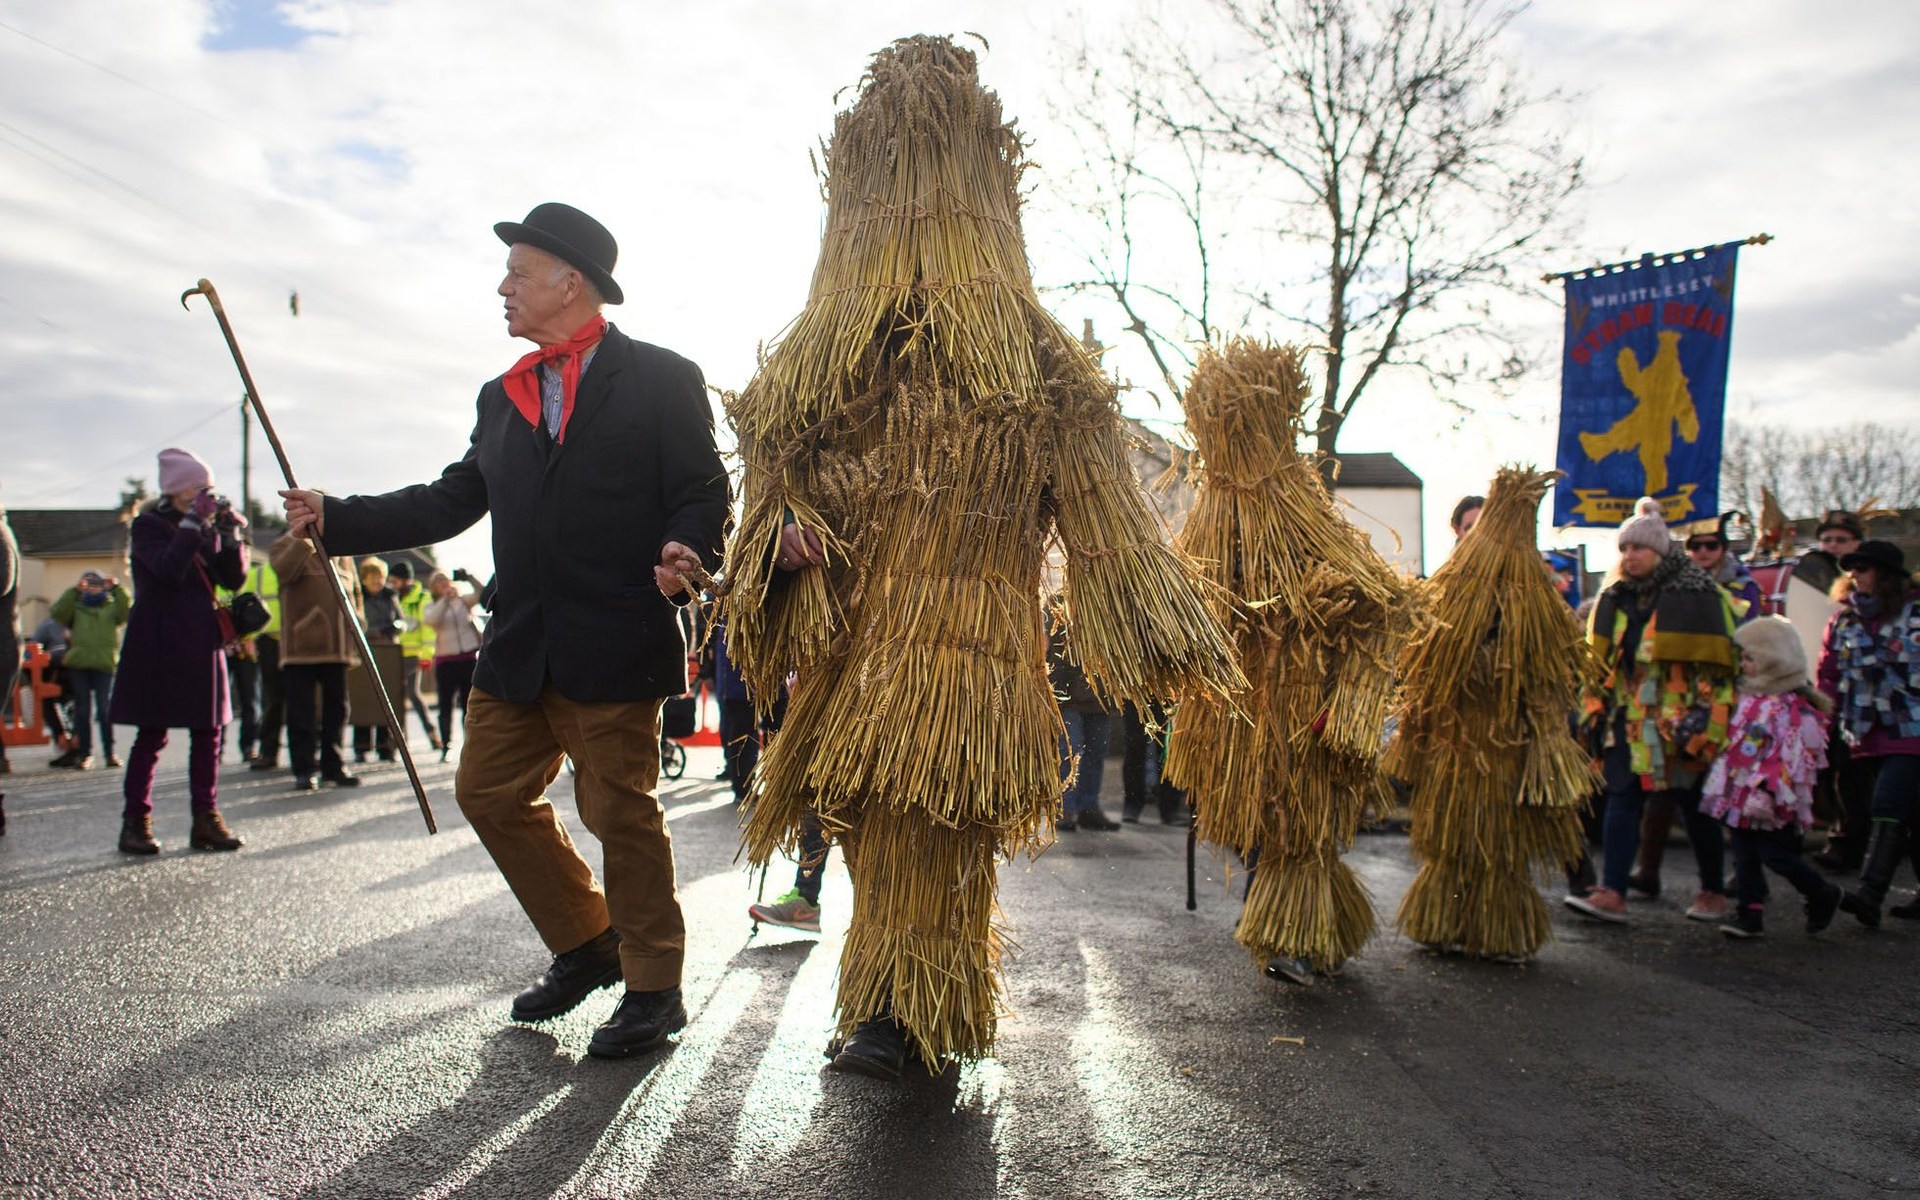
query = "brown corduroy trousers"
xmin=456 ymin=686 xmax=684 ymax=991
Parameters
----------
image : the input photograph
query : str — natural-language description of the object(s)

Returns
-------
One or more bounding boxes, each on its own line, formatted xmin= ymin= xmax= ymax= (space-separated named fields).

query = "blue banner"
xmin=1553 ymin=243 xmax=1739 ymax=527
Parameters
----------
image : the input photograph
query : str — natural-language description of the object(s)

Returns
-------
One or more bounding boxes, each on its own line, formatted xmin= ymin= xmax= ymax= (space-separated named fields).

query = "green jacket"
xmin=49 ymin=584 xmax=131 ymax=671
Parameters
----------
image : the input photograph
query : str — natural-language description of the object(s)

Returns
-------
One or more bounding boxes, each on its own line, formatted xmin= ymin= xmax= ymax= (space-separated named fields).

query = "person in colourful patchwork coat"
xmin=1818 ymin=540 xmax=1920 ymax=926
xmin=1566 ymin=497 xmax=1739 ymax=925
xmin=1631 ymin=510 xmax=1768 ymax=890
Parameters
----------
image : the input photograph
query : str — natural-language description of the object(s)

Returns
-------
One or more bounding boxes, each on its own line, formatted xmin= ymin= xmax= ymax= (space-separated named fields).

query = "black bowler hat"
xmin=1839 ymin=539 xmax=1906 ymax=576
xmin=494 ymin=202 xmax=623 ymax=305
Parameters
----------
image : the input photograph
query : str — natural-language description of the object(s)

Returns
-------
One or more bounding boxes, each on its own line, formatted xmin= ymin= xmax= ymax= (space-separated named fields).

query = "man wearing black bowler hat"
xmin=281 ymin=202 xmax=729 ymax=1058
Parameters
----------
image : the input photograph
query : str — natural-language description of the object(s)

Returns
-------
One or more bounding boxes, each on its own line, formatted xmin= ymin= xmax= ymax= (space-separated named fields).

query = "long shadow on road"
xmin=296 ymin=1026 xmax=667 ymax=1200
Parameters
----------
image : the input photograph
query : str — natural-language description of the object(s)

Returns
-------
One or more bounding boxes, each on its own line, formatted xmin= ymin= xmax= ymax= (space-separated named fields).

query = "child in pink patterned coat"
xmin=1704 ymin=616 xmax=1843 ymax=938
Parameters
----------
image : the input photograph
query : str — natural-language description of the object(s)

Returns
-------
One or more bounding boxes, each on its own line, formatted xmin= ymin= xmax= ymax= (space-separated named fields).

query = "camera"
xmin=451 ymin=567 xmax=472 ymax=583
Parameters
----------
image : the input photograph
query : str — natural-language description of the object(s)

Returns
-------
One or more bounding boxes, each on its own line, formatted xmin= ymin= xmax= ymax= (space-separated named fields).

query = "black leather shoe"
xmin=830 ymin=1014 xmax=909 ymax=1080
xmin=1806 ymin=882 xmax=1842 ymax=934
xmin=511 ymin=929 xmax=622 ymax=1022
xmin=322 ymin=770 xmax=362 ymax=788
xmin=587 ymin=987 xmax=688 ymax=1059
xmin=1076 ymin=809 xmax=1122 ymax=832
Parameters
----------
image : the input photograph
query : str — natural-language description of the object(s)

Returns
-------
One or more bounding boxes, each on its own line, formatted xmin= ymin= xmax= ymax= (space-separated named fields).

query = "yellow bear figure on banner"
xmin=1579 ymin=329 xmax=1699 ymax=494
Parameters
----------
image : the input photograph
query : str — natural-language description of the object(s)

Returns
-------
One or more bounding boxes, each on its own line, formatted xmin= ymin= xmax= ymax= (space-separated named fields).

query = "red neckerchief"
xmin=500 ymin=314 xmax=606 ymax=444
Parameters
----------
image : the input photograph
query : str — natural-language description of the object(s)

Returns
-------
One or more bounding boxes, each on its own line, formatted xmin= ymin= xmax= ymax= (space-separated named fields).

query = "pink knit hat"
xmin=157 ymin=447 xmax=213 ymax=496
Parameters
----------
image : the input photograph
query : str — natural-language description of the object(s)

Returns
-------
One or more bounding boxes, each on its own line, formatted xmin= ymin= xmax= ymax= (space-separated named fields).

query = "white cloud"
xmin=0 ymin=0 xmax=1913 ymax=581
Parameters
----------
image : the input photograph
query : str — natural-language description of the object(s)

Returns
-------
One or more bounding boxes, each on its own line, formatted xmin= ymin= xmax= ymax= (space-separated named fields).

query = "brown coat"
xmin=270 ymin=536 xmax=363 ymax=668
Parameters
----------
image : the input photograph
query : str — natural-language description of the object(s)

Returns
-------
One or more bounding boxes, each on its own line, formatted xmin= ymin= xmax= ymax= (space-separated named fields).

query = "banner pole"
xmin=1542 ymin=232 xmax=1772 ymax=284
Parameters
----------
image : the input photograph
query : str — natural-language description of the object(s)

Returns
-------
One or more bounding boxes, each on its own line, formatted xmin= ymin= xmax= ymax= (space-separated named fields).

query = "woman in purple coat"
xmin=110 ymin=448 xmax=248 ymax=854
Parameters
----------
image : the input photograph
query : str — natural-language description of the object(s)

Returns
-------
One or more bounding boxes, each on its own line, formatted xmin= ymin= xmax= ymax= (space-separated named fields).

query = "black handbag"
xmin=228 ymin=591 xmax=272 ymax=637
xmin=197 ymin=560 xmax=272 ymax=647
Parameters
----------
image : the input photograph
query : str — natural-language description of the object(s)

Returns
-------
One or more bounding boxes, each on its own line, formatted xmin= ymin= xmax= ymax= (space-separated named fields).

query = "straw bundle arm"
xmin=720 ymin=35 xmax=1237 ymax=1066
xmin=1164 ymin=340 xmax=1410 ymax=973
xmin=1388 ymin=465 xmax=1595 ymax=959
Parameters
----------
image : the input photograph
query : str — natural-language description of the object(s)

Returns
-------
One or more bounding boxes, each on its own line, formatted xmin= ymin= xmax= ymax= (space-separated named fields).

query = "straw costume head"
xmin=720 ymin=35 xmax=1238 ymax=1065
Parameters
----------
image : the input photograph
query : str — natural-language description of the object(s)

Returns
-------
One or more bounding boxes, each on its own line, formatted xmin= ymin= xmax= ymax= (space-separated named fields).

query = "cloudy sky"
xmin=1 ymin=0 xmax=1914 ymax=578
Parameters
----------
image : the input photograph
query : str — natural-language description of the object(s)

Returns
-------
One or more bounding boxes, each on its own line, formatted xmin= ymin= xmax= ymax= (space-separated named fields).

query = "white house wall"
xmin=1335 ymin=487 xmax=1424 ymax=576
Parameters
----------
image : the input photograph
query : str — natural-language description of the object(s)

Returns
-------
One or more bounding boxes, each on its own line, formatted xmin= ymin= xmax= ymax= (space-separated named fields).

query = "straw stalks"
xmin=721 ymin=35 xmax=1238 ymax=1066
xmin=1165 ymin=339 xmax=1411 ymax=973
xmin=1388 ymin=465 xmax=1595 ymax=959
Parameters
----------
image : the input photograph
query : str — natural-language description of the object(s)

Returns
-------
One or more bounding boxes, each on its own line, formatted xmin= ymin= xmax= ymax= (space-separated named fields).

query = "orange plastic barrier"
xmin=2 ymin=642 xmax=61 ymax=748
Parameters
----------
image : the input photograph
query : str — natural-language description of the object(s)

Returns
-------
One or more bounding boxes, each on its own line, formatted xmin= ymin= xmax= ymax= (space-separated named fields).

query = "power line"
xmin=0 ymin=121 xmax=304 ymax=301
xmin=15 ymin=400 xmax=236 ymax=503
xmin=0 ymin=17 xmax=258 ymax=139
xmin=0 ymin=293 xmax=132 ymax=363
xmin=0 ymin=117 xmax=207 ymax=233
xmin=0 ymin=20 xmax=364 ymax=325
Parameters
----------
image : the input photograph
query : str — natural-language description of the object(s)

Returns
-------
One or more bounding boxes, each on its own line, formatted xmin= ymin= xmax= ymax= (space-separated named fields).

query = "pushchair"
xmin=659 ymin=692 xmax=696 ymax=781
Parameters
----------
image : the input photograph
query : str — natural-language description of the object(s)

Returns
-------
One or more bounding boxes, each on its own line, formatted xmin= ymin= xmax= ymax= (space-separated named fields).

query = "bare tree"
xmin=1049 ymin=0 xmax=1584 ymax=456
xmin=1721 ymin=421 xmax=1920 ymax=520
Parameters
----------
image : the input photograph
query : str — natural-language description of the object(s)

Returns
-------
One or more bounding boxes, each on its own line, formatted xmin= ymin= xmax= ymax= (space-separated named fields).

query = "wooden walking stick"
xmin=181 ymin=279 xmax=437 ymax=834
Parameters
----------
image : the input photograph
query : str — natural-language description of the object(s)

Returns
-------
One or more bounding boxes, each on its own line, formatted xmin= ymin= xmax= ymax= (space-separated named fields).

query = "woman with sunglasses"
xmin=1821 ymin=540 xmax=1920 ymax=925
xmin=1683 ymin=515 xmax=1764 ymax=627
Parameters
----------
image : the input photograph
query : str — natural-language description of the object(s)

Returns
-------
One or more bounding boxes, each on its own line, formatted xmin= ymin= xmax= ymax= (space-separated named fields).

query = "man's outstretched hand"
xmin=281 ymin=489 xmax=324 ymax=539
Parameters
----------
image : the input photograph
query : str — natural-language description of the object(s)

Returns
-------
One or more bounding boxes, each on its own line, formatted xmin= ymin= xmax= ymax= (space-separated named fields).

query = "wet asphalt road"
xmin=1 ymin=738 xmax=1917 ymax=1200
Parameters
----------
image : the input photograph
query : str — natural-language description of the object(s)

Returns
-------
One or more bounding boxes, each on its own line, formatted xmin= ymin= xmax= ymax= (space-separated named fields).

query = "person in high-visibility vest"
xmin=239 ymin=549 xmax=284 ymax=770
xmin=389 ymin=560 xmax=441 ymax=751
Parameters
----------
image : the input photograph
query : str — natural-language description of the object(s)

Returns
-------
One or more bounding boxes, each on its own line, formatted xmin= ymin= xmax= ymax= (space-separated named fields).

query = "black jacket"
xmin=322 ymin=325 xmax=729 ymax=703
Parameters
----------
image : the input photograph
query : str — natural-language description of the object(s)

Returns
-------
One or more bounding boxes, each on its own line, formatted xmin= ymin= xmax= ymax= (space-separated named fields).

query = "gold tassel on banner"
xmin=1164 ymin=339 xmax=1412 ymax=976
xmin=721 ymin=35 xmax=1239 ymax=1068
xmin=1388 ymin=465 xmax=1596 ymax=961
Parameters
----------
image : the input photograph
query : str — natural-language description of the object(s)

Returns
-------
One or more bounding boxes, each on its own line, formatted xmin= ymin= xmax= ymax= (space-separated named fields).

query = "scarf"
xmin=1590 ymin=545 xmax=1735 ymax=671
xmin=500 ymin=315 xmax=606 ymax=444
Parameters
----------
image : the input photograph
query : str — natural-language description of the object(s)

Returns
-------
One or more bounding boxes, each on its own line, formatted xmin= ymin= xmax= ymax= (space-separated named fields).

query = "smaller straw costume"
xmin=1389 ymin=466 xmax=1594 ymax=960
xmin=721 ymin=36 xmax=1239 ymax=1068
xmin=1164 ymin=340 xmax=1409 ymax=975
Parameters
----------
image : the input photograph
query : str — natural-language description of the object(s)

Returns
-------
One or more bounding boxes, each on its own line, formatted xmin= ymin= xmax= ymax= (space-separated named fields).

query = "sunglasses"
xmin=1686 ymin=540 xmax=1724 ymax=552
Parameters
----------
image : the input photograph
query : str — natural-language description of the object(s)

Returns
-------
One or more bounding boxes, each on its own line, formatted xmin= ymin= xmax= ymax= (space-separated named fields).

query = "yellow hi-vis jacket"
xmin=396 ymin=579 xmax=436 ymax=663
